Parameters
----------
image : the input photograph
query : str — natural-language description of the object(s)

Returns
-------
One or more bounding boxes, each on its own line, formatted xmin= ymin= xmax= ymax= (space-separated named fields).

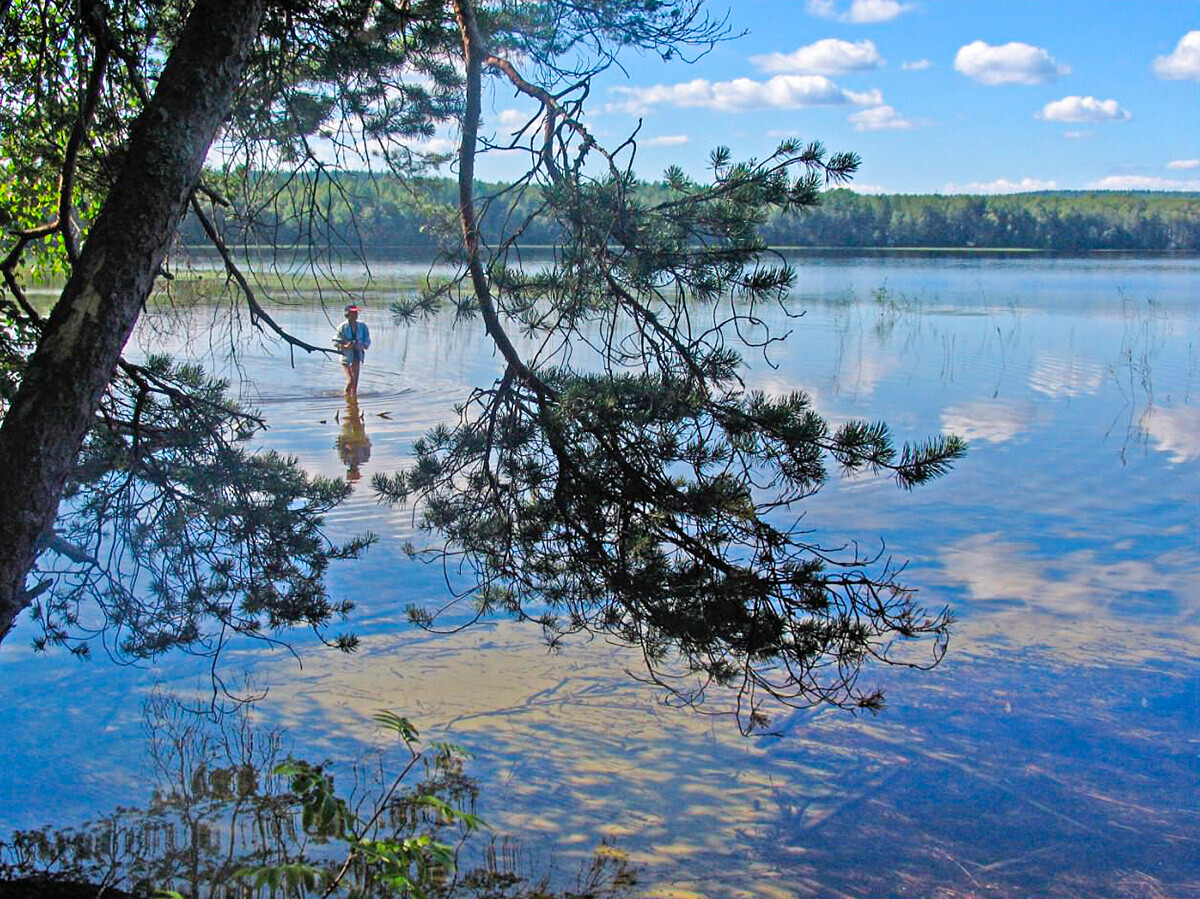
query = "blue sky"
xmin=476 ymin=0 xmax=1200 ymax=194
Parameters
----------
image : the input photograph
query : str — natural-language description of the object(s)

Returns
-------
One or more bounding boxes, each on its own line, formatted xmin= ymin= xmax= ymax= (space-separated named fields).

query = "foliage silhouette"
xmin=0 ymin=0 xmax=463 ymax=653
xmin=372 ymin=5 xmax=964 ymax=731
xmin=36 ymin=354 xmax=371 ymax=662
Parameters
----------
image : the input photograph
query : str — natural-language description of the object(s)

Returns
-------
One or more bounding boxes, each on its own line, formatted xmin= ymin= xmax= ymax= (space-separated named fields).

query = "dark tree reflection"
xmin=0 ymin=692 xmax=636 ymax=898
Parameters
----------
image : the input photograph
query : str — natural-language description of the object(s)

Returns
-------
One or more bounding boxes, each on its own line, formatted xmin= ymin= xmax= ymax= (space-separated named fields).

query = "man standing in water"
xmin=335 ymin=303 xmax=371 ymax=395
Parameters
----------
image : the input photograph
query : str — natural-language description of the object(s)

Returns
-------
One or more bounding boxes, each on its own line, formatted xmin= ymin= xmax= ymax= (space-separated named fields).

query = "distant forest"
xmin=182 ymin=174 xmax=1200 ymax=253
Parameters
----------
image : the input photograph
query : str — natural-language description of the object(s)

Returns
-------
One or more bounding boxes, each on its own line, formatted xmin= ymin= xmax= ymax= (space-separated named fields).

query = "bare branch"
xmin=188 ymin=194 xmax=337 ymax=358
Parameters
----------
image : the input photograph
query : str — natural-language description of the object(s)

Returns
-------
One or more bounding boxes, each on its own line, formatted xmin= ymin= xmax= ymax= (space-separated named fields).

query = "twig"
xmin=188 ymin=194 xmax=337 ymax=357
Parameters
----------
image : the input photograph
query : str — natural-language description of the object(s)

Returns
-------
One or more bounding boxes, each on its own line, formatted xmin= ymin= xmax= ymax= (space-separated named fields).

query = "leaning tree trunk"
xmin=0 ymin=0 xmax=267 ymax=644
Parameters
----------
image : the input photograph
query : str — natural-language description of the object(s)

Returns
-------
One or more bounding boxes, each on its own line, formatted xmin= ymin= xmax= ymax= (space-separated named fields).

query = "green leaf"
xmin=375 ymin=709 xmax=420 ymax=744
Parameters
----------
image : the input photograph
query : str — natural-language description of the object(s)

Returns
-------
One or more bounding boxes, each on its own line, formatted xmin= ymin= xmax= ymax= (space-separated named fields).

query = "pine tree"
xmin=0 ymin=1 xmax=963 ymax=727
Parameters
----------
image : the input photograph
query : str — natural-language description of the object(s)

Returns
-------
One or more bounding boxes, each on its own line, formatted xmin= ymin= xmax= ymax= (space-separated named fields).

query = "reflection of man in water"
xmin=336 ymin=397 xmax=371 ymax=481
xmin=334 ymin=302 xmax=371 ymax=396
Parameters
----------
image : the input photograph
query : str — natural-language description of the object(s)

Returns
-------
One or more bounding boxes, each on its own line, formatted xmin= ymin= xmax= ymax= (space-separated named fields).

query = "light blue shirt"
xmin=336 ymin=319 xmax=371 ymax=364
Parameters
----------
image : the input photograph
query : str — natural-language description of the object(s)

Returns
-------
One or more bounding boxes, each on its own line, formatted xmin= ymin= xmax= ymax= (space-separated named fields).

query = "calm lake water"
xmin=2 ymin=252 xmax=1198 ymax=897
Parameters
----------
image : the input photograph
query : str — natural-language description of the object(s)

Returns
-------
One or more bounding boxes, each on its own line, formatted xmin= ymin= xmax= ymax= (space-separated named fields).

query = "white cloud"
xmin=834 ymin=352 xmax=894 ymax=397
xmin=1036 ymin=95 xmax=1131 ymax=123
xmin=1145 ymin=405 xmax=1200 ymax=463
xmin=1152 ymin=30 xmax=1200 ymax=80
xmin=1167 ymin=158 xmax=1200 ymax=170
xmin=936 ymin=534 xmax=1198 ymax=660
xmin=849 ymin=105 xmax=916 ymax=131
xmin=954 ymin=40 xmax=1069 ymax=85
xmin=1087 ymin=174 xmax=1200 ymax=191
xmin=608 ymin=76 xmax=882 ymax=114
xmin=941 ymin=177 xmax=1058 ymax=195
xmin=751 ymin=39 xmax=883 ymax=75
xmin=396 ymin=135 xmax=457 ymax=155
xmin=942 ymin=400 xmax=1036 ymax=444
xmin=1062 ymin=130 xmax=1094 ymax=140
xmin=846 ymin=0 xmax=913 ymax=23
xmin=1028 ymin=354 xmax=1102 ymax=398
xmin=643 ymin=134 xmax=690 ymax=147
xmin=496 ymin=108 xmax=536 ymax=128
xmin=902 ymin=59 xmax=932 ymax=71
xmin=843 ymin=88 xmax=885 ymax=105
xmin=839 ymin=182 xmax=890 ymax=194
xmin=805 ymin=0 xmax=913 ymax=23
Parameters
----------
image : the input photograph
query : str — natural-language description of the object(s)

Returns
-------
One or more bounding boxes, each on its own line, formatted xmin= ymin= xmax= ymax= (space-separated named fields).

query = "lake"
xmin=2 ymin=251 xmax=1198 ymax=897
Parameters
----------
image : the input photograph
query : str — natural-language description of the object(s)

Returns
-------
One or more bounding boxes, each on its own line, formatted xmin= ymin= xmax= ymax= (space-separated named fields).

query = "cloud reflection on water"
xmin=935 ymin=533 xmax=1200 ymax=665
xmin=1144 ymin=403 xmax=1200 ymax=463
xmin=941 ymin=399 xmax=1038 ymax=444
xmin=1028 ymin=352 xmax=1103 ymax=398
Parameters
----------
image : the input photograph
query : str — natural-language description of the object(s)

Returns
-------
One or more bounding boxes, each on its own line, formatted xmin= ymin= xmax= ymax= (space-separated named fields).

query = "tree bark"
xmin=0 ymin=0 xmax=267 ymax=644
xmin=451 ymin=0 xmax=543 ymax=393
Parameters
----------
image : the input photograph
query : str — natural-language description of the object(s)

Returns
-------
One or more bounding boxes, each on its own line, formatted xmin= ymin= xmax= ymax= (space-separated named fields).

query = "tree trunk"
xmin=0 ymin=0 xmax=267 ymax=644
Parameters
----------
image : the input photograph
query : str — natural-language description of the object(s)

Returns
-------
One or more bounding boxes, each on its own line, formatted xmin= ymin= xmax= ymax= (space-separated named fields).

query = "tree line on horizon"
xmin=180 ymin=173 xmax=1200 ymax=254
